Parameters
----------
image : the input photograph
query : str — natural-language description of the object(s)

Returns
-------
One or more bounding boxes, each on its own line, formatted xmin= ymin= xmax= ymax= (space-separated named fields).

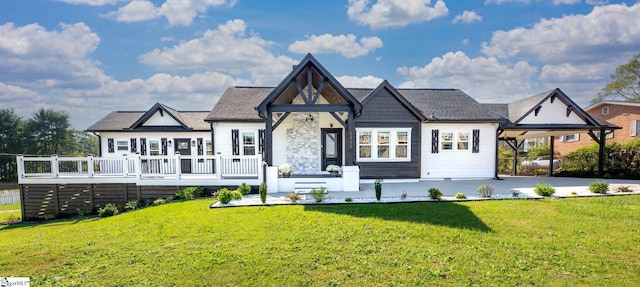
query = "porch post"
xmin=265 ymin=109 xmax=273 ymax=166
xmin=511 ymin=140 xmax=518 ymax=176
xmin=346 ymin=111 xmax=355 ymax=166
xmin=494 ymin=130 xmax=500 ymax=179
xmin=597 ymin=128 xmax=606 ymax=178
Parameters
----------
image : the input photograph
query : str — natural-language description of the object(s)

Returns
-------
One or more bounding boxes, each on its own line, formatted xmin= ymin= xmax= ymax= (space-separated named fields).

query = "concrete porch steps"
xmin=294 ymin=181 xmax=327 ymax=194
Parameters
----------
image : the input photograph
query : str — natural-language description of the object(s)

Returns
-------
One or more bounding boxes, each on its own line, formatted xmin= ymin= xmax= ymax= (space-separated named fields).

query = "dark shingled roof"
xmin=206 ymin=86 xmax=505 ymax=122
xmin=87 ymin=104 xmax=210 ymax=132
xmin=507 ymin=89 xmax=552 ymax=122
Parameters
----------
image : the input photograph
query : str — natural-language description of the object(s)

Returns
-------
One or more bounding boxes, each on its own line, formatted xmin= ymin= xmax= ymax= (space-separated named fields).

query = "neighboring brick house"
xmin=554 ymin=101 xmax=640 ymax=155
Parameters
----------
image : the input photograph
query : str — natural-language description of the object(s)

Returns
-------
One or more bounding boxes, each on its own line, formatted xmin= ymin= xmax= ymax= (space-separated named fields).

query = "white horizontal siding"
xmin=212 ymin=122 xmax=265 ymax=156
xmin=98 ymin=131 xmax=210 ymax=157
xmin=421 ymin=123 xmax=498 ymax=179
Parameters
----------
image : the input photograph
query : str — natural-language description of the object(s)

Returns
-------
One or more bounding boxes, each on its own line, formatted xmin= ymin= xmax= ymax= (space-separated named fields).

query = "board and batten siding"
xmin=355 ymin=86 xmax=422 ymax=179
xmin=99 ymin=131 xmax=210 ymax=157
xmin=355 ymin=121 xmax=421 ymax=178
xmin=421 ymin=123 xmax=498 ymax=179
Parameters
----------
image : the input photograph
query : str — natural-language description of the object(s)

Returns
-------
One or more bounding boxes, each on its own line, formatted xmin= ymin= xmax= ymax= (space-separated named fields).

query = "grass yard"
xmin=0 ymin=202 xmax=20 ymax=224
xmin=1 ymin=196 xmax=639 ymax=286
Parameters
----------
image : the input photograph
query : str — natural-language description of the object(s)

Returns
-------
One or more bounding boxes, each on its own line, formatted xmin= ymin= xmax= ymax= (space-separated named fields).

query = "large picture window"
xmin=357 ymin=129 xmax=411 ymax=161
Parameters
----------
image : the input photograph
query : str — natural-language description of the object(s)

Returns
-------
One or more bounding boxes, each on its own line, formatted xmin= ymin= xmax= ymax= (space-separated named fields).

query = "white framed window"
xmin=149 ymin=140 xmax=160 ymax=155
xmin=241 ymin=131 xmax=257 ymax=155
xmin=357 ymin=129 xmax=411 ymax=161
xmin=632 ymin=120 xmax=640 ymax=137
xmin=116 ymin=140 xmax=128 ymax=151
xmin=560 ymin=133 xmax=579 ymax=142
xmin=440 ymin=131 xmax=470 ymax=151
xmin=591 ymin=131 xmax=613 ymax=140
xmin=206 ymin=140 xmax=213 ymax=155
xmin=602 ymin=106 xmax=609 ymax=115
xmin=457 ymin=132 xmax=470 ymax=150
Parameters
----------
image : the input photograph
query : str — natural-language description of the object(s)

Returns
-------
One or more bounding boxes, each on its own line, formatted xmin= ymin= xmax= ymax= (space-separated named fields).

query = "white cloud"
xmin=336 ymin=75 xmax=384 ymax=88
xmin=347 ymin=0 xmax=448 ymax=29
xmin=139 ymin=19 xmax=297 ymax=85
xmin=484 ymin=0 xmax=530 ymax=4
xmin=105 ymin=0 xmax=159 ymax=23
xmin=553 ymin=0 xmax=581 ymax=4
xmin=0 ymin=22 xmax=108 ymax=89
xmin=481 ymin=3 xmax=640 ymax=64
xmin=288 ymin=34 xmax=383 ymax=58
xmin=453 ymin=10 xmax=482 ymax=24
xmin=586 ymin=0 xmax=609 ymax=5
xmin=397 ymin=51 xmax=539 ymax=102
xmin=56 ymin=0 xmax=124 ymax=5
xmin=103 ymin=0 xmax=236 ymax=26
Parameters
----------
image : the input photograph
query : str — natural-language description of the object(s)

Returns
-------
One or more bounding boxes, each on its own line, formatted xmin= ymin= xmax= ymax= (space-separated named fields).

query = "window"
xmin=457 ymin=132 xmax=469 ymax=150
xmin=357 ymin=129 xmax=411 ymax=161
xmin=206 ymin=140 xmax=213 ymax=155
xmin=242 ymin=132 xmax=256 ymax=155
xmin=561 ymin=134 xmax=579 ymax=142
xmin=602 ymin=106 xmax=609 ymax=115
xmin=440 ymin=131 xmax=473 ymax=151
xmin=358 ymin=131 xmax=371 ymax=158
xmin=441 ymin=132 xmax=453 ymax=150
xmin=377 ymin=131 xmax=389 ymax=158
xmin=632 ymin=120 xmax=640 ymax=137
xmin=149 ymin=140 xmax=160 ymax=155
xmin=396 ymin=131 xmax=408 ymax=158
xmin=592 ymin=131 xmax=613 ymax=140
xmin=116 ymin=140 xmax=128 ymax=151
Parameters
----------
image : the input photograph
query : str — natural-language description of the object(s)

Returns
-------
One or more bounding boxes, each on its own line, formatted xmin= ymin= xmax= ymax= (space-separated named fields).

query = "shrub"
xmin=374 ymin=179 xmax=382 ymax=201
xmin=401 ymin=191 xmax=407 ymax=199
xmin=588 ymin=181 xmax=609 ymax=194
xmin=428 ymin=187 xmax=443 ymax=200
xmin=98 ymin=203 xmax=119 ymax=217
xmin=345 ymin=197 xmax=353 ymax=202
xmin=616 ymin=185 xmax=632 ymax=193
xmin=259 ymin=182 xmax=267 ymax=204
xmin=534 ymin=183 xmax=556 ymax=196
xmin=76 ymin=206 xmax=94 ymax=216
xmin=124 ymin=200 xmax=139 ymax=211
xmin=455 ymin=192 xmax=467 ymax=199
xmin=218 ymin=188 xmax=233 ymax=204
xmin=512 ymin=190 xmax=520 ymax=198
xmin=165 ymin=195 xmax=175 ymax=203
xmin=153 ymin=198 xmax=166 ymax=205
xmin=2 ymin=214 xmax=20 ymax=224
xmin=310 ymin=187 xmax=327 ymax=203
xmin=286 ymin=192 xmax=302 ymax=203
xmin=231 ymin=190 xmax=243 ymax=201
xmin=238 ymin=183 xmax=252 ymax=195
xmin=177 ymin=186 xmax=204 ymax=200
xmin=477 ymin=184 xmax=494 ymax=198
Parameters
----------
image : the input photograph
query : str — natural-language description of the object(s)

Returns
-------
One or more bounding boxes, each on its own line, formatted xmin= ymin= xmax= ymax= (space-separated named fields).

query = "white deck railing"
xmin=16 ymin=154 xmax=263 ymax=184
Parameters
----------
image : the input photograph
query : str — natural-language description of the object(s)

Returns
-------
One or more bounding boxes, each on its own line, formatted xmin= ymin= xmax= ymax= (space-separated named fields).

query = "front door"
xmin=321 ymin=129 xmax=342 ymax=171
xmin=174 ymin=138 xmax=191 ymax=173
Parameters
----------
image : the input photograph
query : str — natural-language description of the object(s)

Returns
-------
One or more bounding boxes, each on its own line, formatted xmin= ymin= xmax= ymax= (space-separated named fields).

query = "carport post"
xmin=597 ymin=129 xmax=605 ymax=178
xmin=548 ymin=136 xmax=555 ymax=176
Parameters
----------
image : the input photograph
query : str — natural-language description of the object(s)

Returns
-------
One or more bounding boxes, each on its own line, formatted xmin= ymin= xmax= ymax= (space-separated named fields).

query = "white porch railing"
xmin=16 ymin=154 xmax=263 ymax=184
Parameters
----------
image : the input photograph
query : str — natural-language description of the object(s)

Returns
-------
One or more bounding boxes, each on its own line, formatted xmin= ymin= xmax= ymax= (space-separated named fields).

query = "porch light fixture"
xmin=191 ymin=140 xmax=196 ymax=147
xmin=305 ymin=114 xmax=314 ymax=122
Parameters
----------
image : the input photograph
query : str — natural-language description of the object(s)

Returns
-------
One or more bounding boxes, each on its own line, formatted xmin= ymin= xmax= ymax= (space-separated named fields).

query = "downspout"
xmin=209 ymin=122 xmax=215 ymax=154
xmin=92 ymin=132 xmax=102 ymax=157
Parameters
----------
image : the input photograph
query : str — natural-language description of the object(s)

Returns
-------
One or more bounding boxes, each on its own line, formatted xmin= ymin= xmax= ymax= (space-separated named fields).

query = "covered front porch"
xmin=256 ymin=54 xmax=363 ymax=192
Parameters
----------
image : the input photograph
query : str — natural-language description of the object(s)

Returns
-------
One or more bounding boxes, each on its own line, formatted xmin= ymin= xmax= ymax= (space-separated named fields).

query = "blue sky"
xmin=0 ymin=0 xmax=638 ymax=129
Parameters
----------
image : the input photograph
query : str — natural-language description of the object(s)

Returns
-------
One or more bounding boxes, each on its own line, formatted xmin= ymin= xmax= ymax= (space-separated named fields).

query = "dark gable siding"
xmin=355 ymin=87 xmax=422 ymax=179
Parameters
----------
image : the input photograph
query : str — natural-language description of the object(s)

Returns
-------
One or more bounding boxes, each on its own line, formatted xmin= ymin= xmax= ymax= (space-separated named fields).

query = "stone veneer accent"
xmin=286 ymin=112 xmax=320 ymax=174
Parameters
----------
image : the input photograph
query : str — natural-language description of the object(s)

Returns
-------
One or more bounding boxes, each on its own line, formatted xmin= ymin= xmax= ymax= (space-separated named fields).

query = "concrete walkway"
xmin=211 ymin=176 xmax=640 ymax=207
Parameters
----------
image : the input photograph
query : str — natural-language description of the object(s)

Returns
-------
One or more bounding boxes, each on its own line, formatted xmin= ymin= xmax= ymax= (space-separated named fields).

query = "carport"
xmin=494 ymin=89 xmax=619 ymax=178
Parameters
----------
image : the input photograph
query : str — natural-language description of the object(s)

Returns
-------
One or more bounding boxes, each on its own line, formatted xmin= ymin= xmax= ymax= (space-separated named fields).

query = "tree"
xmin=0 ymin=109 xmax=24 ymax=181
xmin=23 ymin=109 xmax=76 ymax=155
xmin=594 ymin=53 xmax=640 ymax=103
xmin=74 ymin=131 xmax=99 ymax=156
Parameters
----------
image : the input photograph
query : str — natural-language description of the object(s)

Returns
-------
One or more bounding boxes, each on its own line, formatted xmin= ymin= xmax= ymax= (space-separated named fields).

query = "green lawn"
xmin=0 ymin=202 xmax=20 ymax=224
xmin=1 ymin=196 xmax=639 ymax=286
